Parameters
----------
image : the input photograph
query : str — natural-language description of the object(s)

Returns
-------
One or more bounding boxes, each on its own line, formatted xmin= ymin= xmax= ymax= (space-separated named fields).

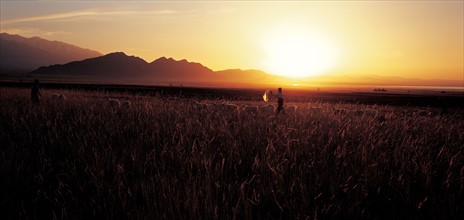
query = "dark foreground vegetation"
xmin=1 ymin=86 xmax=463 ymax=219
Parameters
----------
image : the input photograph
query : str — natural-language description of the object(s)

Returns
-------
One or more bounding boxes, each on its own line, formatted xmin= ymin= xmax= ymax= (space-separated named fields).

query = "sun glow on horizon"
xmin=261 ymin=27 xmax=339 ymax=78
xmin=0 ymin=1 xmax=462 ymax=85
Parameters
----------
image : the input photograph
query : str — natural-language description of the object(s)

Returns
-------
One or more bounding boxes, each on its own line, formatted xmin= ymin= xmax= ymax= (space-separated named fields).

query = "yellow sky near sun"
xmin=0 ymin=1 xmax=463 ymax=82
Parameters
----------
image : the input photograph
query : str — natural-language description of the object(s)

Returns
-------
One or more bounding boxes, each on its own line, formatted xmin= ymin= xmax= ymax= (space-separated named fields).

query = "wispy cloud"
xmin=1 ymin=9 xmax=178 ymax=25
xmin=2 ymin=11 xmax=95 ymax=25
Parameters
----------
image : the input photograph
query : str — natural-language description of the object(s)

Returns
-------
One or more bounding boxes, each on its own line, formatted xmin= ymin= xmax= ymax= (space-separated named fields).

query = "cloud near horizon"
xmin=1 ymin=9 xmax=179 ymax=25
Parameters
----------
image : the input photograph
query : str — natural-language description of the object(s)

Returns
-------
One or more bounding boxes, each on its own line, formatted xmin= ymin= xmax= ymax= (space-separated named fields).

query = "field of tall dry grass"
xmin=1 ymin=87 xmax=463 ymax=219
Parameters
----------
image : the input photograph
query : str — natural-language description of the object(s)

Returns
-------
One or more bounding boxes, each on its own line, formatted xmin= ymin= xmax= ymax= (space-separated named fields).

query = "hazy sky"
xmin=1 ymin=0 xmax=463 ymax=81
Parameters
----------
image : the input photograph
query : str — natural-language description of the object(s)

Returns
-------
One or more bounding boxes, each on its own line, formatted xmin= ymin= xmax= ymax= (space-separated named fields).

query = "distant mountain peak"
xmin=29 ymin=36 xmax=43 ymax=40
xmin=153 ymin=56 xmax=176 ymax=62
xmin=105 ymin=51 xmax=128 ymax=57
xmin=151 ymin=57 xmax=204 ymax=66
xmin=1 ymin=32 xmax=22 ymax=38
xmin=1 ymin=32 xmax=102 ymax=74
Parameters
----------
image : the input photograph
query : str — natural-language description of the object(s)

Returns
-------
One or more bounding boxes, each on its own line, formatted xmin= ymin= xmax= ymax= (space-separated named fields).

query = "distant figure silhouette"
xmin=439 ymin=96 xmax=449 ymax=115
xmin=270 ymin=87 xmax=284 ymax=115
xmin=31 ymin=79 xmax=41 ymax=105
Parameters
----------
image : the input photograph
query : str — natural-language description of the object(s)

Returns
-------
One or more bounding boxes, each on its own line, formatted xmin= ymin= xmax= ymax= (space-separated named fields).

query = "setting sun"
xmin=262 ymin=27 xmax=338 ymax=78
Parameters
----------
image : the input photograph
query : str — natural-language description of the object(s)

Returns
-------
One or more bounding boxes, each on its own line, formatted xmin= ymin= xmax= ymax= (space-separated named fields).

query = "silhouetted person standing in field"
xmin=31 ymin=79 xmax=41 ymax=105
xmin=270 ymin=87 xmax=284 ymax=115
xmin=439 ymin=96 xmax=449 ymax=115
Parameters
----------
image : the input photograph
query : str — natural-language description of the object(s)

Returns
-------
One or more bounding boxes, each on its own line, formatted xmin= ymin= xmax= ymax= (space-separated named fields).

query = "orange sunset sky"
xmin=1 ymin=1 xmax=463 ymax=85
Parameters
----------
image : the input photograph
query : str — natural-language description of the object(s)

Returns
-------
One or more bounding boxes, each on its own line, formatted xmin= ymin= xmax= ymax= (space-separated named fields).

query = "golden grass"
xmin=1 ymin=88 xmax=463 ymax=219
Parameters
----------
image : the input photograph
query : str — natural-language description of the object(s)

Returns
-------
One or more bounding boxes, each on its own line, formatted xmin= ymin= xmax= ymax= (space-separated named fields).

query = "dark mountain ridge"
xmin=30 ymin=51 xmax=462 ymax=87
xmin=31 ymin=52 xmax=218 ymax=84
xmin=149 ymin=57 xmax=215 ymax=80
xmin=33 ymin=52 xmax=148 ymax=77
xmin=0 ymin=33 xmax=102 ymax=73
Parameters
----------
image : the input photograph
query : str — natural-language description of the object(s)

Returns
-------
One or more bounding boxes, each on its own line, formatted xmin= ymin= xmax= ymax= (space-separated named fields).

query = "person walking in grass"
xmin=270 ymin=87 xmax=284 ymax=115
xmin=31 ymin=79 xmax=41 ymax=105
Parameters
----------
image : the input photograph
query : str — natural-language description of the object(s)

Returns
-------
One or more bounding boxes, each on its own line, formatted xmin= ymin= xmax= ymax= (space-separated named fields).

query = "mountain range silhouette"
xmin=30 ymin=52 xmax=278 ymax=85
xmin=0 ymin=33 xmax=101 ymax=73
xmin=1 ymin=33 xmax=460 ymax=87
